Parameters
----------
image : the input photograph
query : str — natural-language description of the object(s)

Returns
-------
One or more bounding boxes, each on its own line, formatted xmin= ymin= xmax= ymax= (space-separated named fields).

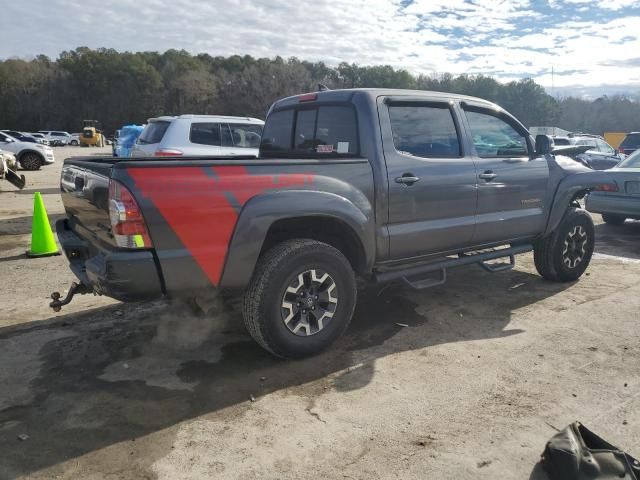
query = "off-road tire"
xmin=242 ymin=239 xmax=357 ymax=359
xmin=19 ymin=152 xmax=42 ymax=171
xmin=602 ymin=213 xmax=626 ymax=225
xmin=533 ymin=208 xmax=595 ymax=282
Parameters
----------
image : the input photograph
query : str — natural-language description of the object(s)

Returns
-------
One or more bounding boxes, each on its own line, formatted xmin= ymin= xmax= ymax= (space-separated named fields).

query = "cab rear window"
xmin=261 ymin=105 xmax=359 ymax=157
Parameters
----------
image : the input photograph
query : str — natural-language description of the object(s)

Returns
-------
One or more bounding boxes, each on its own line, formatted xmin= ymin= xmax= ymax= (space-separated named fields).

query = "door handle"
xmin=395 ymin=174 xmax=421 ymax=186
xmin=479 ymin=171 xmax=497 ymax=181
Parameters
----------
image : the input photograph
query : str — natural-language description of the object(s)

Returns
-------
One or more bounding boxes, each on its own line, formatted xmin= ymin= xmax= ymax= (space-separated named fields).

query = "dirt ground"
xmin=1 ymin=147 xmax=639 ymax=480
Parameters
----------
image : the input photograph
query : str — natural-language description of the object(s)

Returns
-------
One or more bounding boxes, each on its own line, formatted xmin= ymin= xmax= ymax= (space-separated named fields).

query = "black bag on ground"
xmin=542 ymin=422 xmax=639 ymax=479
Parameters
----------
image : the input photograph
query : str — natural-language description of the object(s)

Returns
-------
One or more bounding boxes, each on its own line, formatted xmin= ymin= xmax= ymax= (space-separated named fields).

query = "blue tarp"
xmin=116 ymin=125 xmax=145 ymax=157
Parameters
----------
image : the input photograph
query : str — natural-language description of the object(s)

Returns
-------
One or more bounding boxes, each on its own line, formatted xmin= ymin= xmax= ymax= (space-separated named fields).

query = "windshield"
xmin=618 ymin=149 xmax=640 ymax=168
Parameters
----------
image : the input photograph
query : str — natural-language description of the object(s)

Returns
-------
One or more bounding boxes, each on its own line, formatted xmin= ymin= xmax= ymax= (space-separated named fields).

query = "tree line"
xmin=0 ymin=47 xmax=638 ymax=136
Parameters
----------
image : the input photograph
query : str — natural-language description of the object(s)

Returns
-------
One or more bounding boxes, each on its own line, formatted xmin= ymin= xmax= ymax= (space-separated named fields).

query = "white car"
xmin=130 ymin=115 xmax=264 ymax=157
xmin=38 ymin=130 xmax=77 ymax=146
xmin=0 ymin=131 xmax=55 ymax=170
xmin=29 ymin=133 xmax=50 ymax=146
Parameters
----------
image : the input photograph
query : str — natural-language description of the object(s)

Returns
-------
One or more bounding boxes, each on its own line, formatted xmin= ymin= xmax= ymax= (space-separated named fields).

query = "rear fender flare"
xmin=219 ymin=190 xmax=374 ymax=288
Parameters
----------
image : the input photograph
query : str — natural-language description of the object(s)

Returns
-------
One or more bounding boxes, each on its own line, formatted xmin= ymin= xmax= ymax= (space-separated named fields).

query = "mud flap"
xmin=542 ymin=422 xmax=640 ymax=479
xmin=4 ymin=168 xmax=25 ymax=189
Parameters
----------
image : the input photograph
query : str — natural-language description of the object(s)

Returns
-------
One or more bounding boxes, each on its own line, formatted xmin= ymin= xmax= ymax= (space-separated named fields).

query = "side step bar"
xmin=374 ymin=244 xmax=533 ymax=289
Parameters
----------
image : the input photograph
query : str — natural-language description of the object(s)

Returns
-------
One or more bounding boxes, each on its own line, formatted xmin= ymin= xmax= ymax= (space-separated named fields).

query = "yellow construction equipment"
xmin=80 ymin=120 xmax=105 ymax=147
xmin=604 ymin=132 xmax=626 ymax=150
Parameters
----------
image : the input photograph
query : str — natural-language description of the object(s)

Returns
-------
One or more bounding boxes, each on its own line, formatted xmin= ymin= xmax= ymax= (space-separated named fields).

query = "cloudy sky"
xmin=2 ymin=0 xmax=640 ymax=97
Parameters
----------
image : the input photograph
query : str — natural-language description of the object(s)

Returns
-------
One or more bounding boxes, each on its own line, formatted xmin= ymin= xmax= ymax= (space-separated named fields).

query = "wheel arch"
xmin=18 ymin=149 xmax=44 ymax=162
xmin=219 ymin=190 xmax=375 ymax=289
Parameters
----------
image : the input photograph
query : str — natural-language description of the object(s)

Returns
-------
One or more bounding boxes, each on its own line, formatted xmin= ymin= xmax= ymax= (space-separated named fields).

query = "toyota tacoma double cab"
xmin=52 ymin=89 xmax=615 ymax=358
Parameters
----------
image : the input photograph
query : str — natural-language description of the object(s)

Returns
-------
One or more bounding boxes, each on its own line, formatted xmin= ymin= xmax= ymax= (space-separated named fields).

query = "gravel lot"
xmin=1 ymin=147 xmax=639 ymax=480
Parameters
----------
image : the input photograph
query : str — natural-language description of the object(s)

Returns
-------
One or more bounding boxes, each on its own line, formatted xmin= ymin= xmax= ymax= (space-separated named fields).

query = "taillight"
xmin=108 ymin=179 xmax=153 ymax=248
xmin=594 ymin=183 xmax=619 ymax=192
xmin=154 ymin=148 xmax=183 ymax=157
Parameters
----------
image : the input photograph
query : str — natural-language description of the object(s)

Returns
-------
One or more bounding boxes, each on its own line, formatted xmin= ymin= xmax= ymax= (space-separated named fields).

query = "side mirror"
xmin=535 ymin=134 xmax=553 ymax=155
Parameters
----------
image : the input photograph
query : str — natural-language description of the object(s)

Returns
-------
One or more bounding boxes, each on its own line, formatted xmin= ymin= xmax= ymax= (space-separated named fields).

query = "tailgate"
xmin=60 ymin=159 xmax=116 ymax=249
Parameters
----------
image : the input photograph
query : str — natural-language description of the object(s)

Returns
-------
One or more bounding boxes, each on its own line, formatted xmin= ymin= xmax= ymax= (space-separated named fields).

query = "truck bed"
xmin=59 ymin=155 xmax=375 ymax=297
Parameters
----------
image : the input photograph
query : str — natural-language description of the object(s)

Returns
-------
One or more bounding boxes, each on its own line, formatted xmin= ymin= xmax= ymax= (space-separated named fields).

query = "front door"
xmin=460 ymin=105 xmax=549 ymax=245
xmin=381 ymin=97 xmax=478 ymax=260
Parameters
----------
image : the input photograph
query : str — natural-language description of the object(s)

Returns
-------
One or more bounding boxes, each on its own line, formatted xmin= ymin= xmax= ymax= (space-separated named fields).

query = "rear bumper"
xmin=586 ymin=193 xmax=640 ymax=217
xmin=56 ymin=219 xmax=164 ymax=301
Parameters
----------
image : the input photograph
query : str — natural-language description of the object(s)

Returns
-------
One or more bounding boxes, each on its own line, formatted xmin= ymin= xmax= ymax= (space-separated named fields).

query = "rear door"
xmin=381 ymin=96 xmax=478 ymax=259
xmin=461 ymin=104 xmax=549 ymax=244
xmin=188 ymin=122 xmax=224 ymax=155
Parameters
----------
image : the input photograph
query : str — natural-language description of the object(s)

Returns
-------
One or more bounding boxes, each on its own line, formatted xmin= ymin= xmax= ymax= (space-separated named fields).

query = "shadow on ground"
xmin=0 ymin=263 xmax=574 ymax=477
xmin=16 ymin=187 xmax=61 ymax=196
xmin=594 ymin=220 xmax=640 ymax=260
xmin=0 ymin=214 xmax=65 ymax=236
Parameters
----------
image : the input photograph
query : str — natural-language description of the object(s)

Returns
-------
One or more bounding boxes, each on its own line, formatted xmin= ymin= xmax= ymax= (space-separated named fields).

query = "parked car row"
xmin=0 ymin=131 xmax=55 ymax=170
xmin=0 ymin=130 xmax=83 ymax=147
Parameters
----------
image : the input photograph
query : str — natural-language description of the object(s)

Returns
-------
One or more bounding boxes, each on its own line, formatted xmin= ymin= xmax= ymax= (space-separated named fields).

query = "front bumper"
xmin=586 ymin=193 xmax=640 ymax=218
xmin=43 ymin=150 xmax=55 ymax=164
xmin=56 ymin=218 xmax=163 ymax=301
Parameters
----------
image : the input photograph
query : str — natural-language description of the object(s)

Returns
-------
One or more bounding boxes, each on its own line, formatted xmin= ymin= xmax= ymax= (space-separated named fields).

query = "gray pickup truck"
xmin=52 ymin=89 xmax=615 ymax=358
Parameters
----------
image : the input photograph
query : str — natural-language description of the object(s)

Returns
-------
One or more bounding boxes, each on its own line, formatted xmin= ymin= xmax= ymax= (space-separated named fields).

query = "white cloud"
xmin=1 ymin=0 xmax=640 ymax=96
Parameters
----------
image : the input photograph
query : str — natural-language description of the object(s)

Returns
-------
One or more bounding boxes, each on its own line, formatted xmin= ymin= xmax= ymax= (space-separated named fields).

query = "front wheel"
xmin=242 ymin=239 xmax=357 ymax=359
xmin=70 ymin=140 xmax=79 ymax=146
xmin=19 ymin=153 xmax=42 ymax=171
xmin=533 ymin=208 xmax=595 ymax=282
xmin=602 ymin=213 xmax=626 ymax=225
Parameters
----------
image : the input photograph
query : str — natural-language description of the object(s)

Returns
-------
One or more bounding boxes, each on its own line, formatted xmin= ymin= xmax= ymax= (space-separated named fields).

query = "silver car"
xmin=586 ymin=150 xmax=640 ymax=224
xmin=131 ymin=115 xmax=264 ymax=157
xmin=38 ymin=130 xmax=75 ymax=146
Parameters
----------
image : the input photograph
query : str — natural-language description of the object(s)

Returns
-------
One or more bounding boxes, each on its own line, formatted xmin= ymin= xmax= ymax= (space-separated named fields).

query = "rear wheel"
xmin=602 ymin=213 xmax=626 ymax=225
xmin=70 ymin=140 xmax=78 ymax=146
xmin=242 ymin=239 xmax=357 ymax=359
xmin=19 ymin=152 xmax=42 ymax=171
xmin=534 ymin=208 xmax=595 ymax=282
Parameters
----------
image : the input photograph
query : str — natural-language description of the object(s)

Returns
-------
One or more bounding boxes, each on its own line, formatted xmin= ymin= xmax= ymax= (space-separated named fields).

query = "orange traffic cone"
xmin=26 ymin=192 xmax=60 ymax=258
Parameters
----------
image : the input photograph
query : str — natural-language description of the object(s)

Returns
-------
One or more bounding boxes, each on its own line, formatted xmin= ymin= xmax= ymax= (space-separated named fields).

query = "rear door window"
xmin=388 ymin=104 xmax=461 ymax=158
xmin=261 ymin=105 xmax=358 ymax=157
xmin=190 ymin=123 xmax=221 ymax=146
xmin=138 ymin=121 xmax=170 ymax=145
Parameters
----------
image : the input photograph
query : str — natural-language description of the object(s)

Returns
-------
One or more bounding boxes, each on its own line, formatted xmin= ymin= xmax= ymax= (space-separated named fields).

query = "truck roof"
xmin=273 ymin=88 xmax=500 ymax=110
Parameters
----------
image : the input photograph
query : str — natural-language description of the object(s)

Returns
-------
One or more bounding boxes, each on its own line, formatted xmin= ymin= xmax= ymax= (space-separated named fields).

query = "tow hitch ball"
xmin=50 ymin=282 xmax=90 ymax=312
